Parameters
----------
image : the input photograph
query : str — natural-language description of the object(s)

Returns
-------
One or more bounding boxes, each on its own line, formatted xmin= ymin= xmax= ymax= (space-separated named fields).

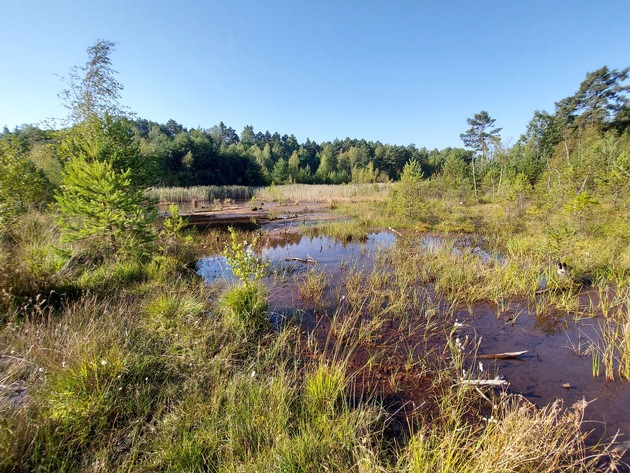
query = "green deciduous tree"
xmin=0 ymin=136 xmax=53 ymax=224
xmin=59 ymin=40 xmax=127 ymax=124
xmin=56 ymin=41 xmax=156 ymax=259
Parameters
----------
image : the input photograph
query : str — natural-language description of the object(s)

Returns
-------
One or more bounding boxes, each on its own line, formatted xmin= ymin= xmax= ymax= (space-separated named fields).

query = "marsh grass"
xmin=297 ymin=268 xmax=329 ymax=306
xmin=218 ymin=282 xmax=270 ymax=335
xmin=1 ymin=198 xmax=626 ymax=472
xmin=304 ymin=219 xmax=373 ymax=243
xmin=148 ymin=185 xmax=257 ymax=203
xmin=402 ymin=396 xmax=603 ymax=473
xmin=254 ymin=183 xmax=390 ymax=203
xmin=586 ymin=302 xmax=630 ymax=380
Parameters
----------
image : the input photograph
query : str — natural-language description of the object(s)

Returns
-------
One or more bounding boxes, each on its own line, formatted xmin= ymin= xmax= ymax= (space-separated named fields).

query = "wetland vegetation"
xmin=2 ymin=40 xmax=630 ymax=471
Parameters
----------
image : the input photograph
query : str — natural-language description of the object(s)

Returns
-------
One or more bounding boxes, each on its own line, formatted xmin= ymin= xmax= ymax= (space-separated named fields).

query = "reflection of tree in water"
xmin=262 ymin=231 xmax=303 ymax=249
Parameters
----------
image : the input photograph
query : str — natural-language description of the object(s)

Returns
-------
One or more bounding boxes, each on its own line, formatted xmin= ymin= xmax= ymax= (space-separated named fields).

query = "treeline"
xmin=136 ymin=118 xmax=481 ymax=186
xmin=1 ymin=61 xmax=629 ymax=225
xmin=1 ymin=118 xmax=472 ymax=191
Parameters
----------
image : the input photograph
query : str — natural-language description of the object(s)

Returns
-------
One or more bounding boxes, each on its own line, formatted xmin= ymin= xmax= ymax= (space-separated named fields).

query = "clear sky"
xmin=1 ymin=0 xmax=629 ymax=149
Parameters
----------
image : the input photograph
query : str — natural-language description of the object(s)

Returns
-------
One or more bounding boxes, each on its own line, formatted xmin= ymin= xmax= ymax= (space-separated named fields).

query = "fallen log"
xmin=478 ymin=350 xmax=528 ymax=360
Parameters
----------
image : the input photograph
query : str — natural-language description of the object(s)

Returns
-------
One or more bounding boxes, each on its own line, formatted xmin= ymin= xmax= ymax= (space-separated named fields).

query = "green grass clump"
xmin=219 ymin=282 xmax=269 ymax=334
xmin=297 ymin=269 xmax=329 ymax=306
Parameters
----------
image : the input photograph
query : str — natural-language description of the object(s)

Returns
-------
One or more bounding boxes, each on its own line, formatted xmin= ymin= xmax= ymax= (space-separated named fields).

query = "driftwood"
xmin=285 ymin=255 xmax=318 ymax=264
xmin=478 ymin=350 xmax=528 ymax=360
xmin=460 ymin=376 xmax=508 ymax=387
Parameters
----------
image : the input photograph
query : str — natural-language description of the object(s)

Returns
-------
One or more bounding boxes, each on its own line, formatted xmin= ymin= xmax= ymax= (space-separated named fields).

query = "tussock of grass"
xmin=218 ymin=282 xmax=270 ymax=334
xmin=403 ymin=396 xmax=600 ymax=473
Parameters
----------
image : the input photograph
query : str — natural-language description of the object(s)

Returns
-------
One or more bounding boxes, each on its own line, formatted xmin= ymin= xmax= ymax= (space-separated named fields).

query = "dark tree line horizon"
xmin=2 ymin=63 xmax=629 ymax=202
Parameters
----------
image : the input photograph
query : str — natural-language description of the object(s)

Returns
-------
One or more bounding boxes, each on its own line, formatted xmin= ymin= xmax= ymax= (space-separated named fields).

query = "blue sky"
xmin=1 ymin=0 xmax=629 ymax=149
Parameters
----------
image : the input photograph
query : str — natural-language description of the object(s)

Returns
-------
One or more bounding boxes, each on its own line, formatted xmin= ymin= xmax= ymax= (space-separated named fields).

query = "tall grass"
xmin=148 ymin=185 xmax=258 ymax=203
xmin=401 ymin=396 xmax=603 ymax=473
xmin=255 ymin=183 xmax=390 ymax=203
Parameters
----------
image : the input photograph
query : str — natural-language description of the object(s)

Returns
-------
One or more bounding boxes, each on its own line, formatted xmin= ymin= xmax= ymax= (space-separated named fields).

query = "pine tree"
xmin=56 ymin=152 xmax=155 ymax=258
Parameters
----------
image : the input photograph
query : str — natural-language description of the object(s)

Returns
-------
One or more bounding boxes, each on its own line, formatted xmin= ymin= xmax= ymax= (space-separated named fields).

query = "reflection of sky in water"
xmin=262 ymin=232 xmax=395 ymax=268
xmin=196 ymin=255 xmax=236 ymax=283
xmin=196 ymin=232 xmax=396 ymax=284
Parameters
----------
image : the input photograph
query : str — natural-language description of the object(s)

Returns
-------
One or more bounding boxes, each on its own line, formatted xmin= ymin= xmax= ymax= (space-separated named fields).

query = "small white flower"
xmin=251 ymin=370 xmax=256 ymax=378
xmin=38 ymin=367 xmax=44 ymax=372
xmin=145 ymin=377 xmax=149 ymax=382
xmin=478 ymin=362 xmax=484 ymax=373
xmin=100 ymin=360 xmax=107 ymax=366
xmin=62 ymin=361 xmax=67 ymax=368
xmin=453 ymin=320 xmax=463 ymax=328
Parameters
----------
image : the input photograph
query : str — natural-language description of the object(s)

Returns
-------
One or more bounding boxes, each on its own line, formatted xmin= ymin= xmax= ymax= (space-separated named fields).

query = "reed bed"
xmin=254 ymin=183 xmax=390 ymax=203
xmin=147 ymin=185 xmax=258 ymax=203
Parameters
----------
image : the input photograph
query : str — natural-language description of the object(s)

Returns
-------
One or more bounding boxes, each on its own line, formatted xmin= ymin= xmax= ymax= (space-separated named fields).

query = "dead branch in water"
xmin=478 ymin=351 xmax=528 ymax=360
xmin=460 ymin=376 xmax=509 ymax=387
xmin=285 ymin=255 xmax=318 ymax=264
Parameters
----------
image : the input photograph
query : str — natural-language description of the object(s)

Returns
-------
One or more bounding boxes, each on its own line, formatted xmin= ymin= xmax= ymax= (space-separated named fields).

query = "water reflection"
xmin=196 ymin=231 xmax=396 ymax=284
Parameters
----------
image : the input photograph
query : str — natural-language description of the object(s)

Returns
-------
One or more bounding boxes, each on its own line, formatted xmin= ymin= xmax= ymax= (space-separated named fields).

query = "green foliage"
xmin=0 ymin=137 xmax=53 ymax=224
xmin=271 ymin=157 xmax=290 ymax=184
xmin=56 ymin=154 xmax=156 ymax=259
xmin=564 ymin=190 xmax=599 ymax=226
xmin=460 ymin=110 xmax=502 ymax=162
xmin=388 ymin=158 xmax=426 ymax=221
xmin=162 ymin=204 xmax=188 ymax=236
xmin=59 ymin=115 xmax=150 ymax=188
xmin=59 ymin=39 xmax=126 ymax=123
xmin=556 ymin=66 xmax=630 ymax=129
xmin=222 ymin=227 xmax=269 ymax=285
